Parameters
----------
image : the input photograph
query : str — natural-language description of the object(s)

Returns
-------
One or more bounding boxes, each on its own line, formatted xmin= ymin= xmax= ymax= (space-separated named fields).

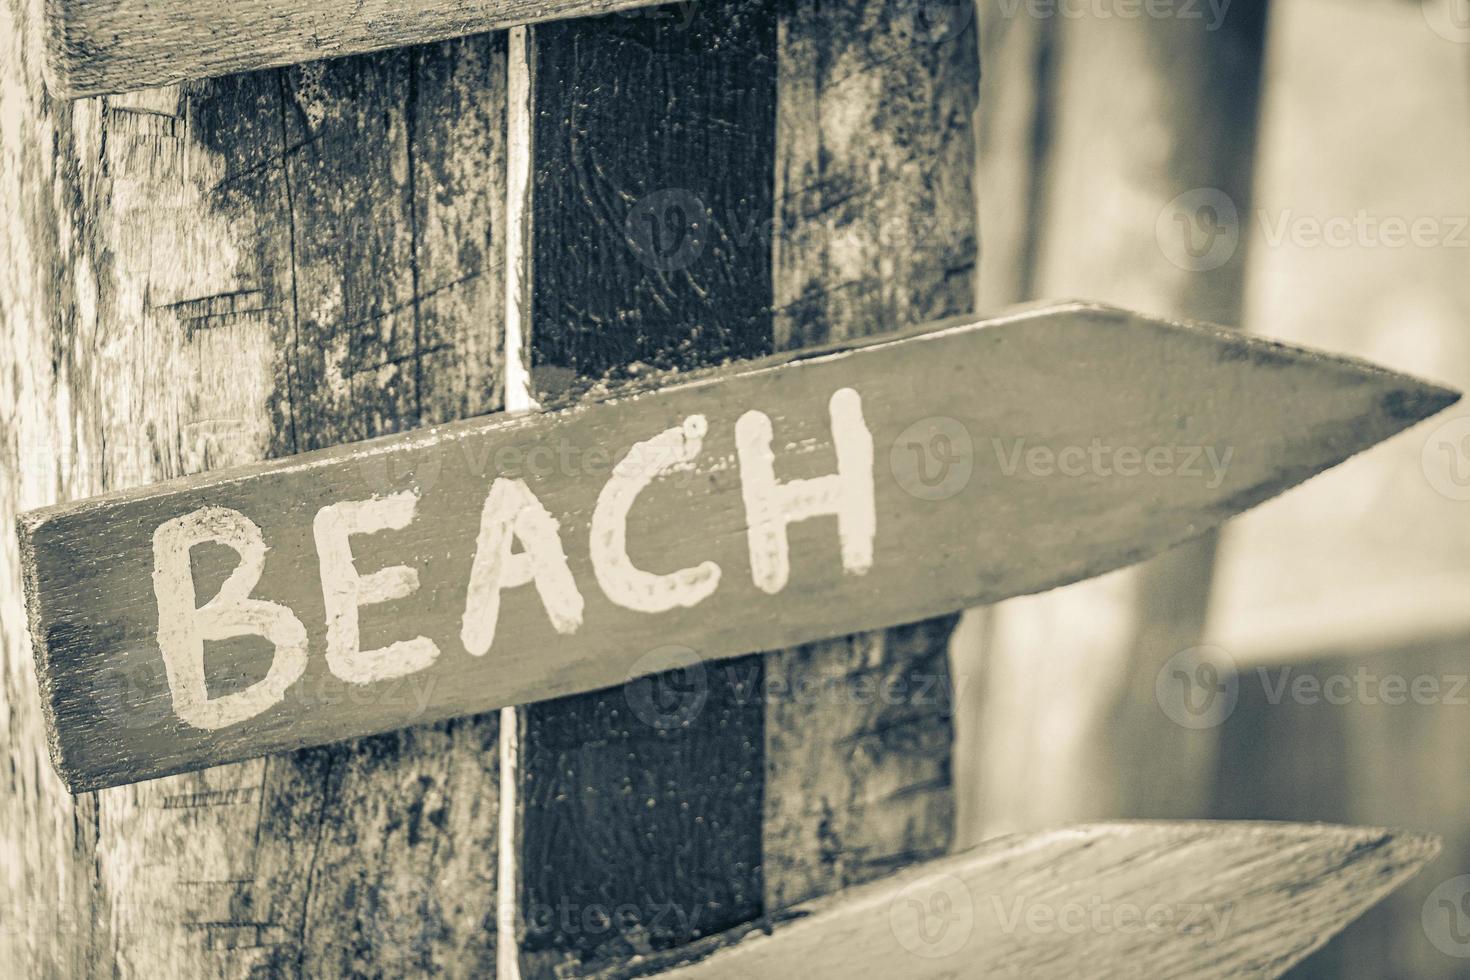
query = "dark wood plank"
xmin=2 ymin=16 xmax=510 ymax=974
xmin=20 ymin=303 xmax=1457 ymax=792
xmin=606 ymin=822 xmax=1439 ymax=980
xmin=763 ymin=0 xmax=980 ymax=908
xmin=514 ymin=6 xmax=776 ymax=974
xmin=43 ymin=0 xmax=680 ymax=98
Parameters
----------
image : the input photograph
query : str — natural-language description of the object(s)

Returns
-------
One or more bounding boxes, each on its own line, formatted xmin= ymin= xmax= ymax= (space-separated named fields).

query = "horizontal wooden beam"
xmin=625 ymin=821 xmax=1439 ymax=980
xmin=42 ymin=0 xmax=678 ymax=98
xmin=18 ymin=301 xmax=1458 ymax=790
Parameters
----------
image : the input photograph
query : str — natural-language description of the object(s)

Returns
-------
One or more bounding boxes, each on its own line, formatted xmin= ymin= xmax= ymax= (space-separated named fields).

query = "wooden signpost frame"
xmin=0 ymin=0 xmax=1455 ymax=975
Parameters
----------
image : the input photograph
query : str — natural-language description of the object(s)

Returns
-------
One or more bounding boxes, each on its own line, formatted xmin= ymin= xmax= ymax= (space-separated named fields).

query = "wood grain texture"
xmin=20 ymin=303 xmax=1457 ymax=793
xmin=957 ymin=0 xmax=1271 ymax=841
xmin=515 ymin=6 xmax=775 ymax=975
xmin=763 ymin=0 xmax=979 ymax=910
xmin=43 ymin=0 xmax=682 ymax=99
xmin=607 ymin=822 xmax=1440 ymax=980
xmin=0 ymin=0 xmax=97 ymax=972
xmin=2 ymin=10 xmax=510 ymax=973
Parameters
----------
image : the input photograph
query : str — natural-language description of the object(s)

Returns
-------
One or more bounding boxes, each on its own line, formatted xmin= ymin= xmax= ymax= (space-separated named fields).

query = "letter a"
xmin=461 ymin=478 xmax=584 ymax=656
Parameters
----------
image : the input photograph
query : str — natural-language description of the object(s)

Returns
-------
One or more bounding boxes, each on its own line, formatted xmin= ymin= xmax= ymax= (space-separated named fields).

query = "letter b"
xmin=152 ymin=506 xmax=308 ymax=729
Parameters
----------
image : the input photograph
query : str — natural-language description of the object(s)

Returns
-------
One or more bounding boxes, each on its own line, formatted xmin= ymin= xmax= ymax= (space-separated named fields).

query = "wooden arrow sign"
xmin=19 ymin=302 xmax=1457 ymax=790
xmin=630 ymin=821 xmax=1440 ymax=980
xmin=43 ymin=0 xmax=680 ymax=98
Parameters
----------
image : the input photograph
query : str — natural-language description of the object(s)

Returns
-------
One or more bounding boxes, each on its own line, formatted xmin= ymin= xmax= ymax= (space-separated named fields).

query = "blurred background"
xmin=953 ymin=0 xmax=1470 ymax=974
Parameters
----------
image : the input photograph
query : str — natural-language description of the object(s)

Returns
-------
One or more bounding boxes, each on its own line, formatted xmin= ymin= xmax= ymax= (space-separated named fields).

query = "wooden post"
xmin=762 ymin=0 xmax=979 ymax=909
xmin=2 ymin=7 xmax=510 ymax=973
xmin=1 ymin=2 xmax=81 ymax=971
xmin=958 ymin=0 xmax=1271 ymax=839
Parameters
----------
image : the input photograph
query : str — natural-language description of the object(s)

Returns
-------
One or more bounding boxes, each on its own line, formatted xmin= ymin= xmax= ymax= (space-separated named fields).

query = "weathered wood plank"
xmin=763 ymin=0 xmax=979 ymax=909
xmin=2 ymin=10 xmax=511 ymax=973
xmin=43 ymin=0 xmax=683 ymax=99
xmin=607 ymin=822 xmax=1439 ymax=980
xmin=20 ymin=302 xmax=1457 ymax=792
xmin=514 ymin=6 xmax=775 ymax=974
xmin=0 ymin=0 xmax=102 ymax=972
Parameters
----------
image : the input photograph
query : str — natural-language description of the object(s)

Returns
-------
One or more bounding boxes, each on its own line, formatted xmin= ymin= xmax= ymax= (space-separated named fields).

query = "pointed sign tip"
xmin=1382 ymin=376 xmax=1460 ymax=427
xmin=1058 ymin=299 xmax=1464 ymax=430
xmin=1318 ymin=821 xmax=1443 ymax=887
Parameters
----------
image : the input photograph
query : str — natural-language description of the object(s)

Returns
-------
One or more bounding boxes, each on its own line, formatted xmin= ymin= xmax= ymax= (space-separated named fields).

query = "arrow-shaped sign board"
xmin=19 ymin=302 xmax=1457 ymax=791
xmin=44 ymin=0 xmax=680 ymax=97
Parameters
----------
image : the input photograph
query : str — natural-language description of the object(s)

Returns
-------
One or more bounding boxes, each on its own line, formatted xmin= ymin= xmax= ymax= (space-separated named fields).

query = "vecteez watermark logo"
xmin=991 ymin=895 xmax=1234 ymax=943
xmin=1251 ymin=667 xmax=1470 ymax=708
xmin=626 ymin=189 xmax=709 ymax=273
xmin=352 ymin=430 xmax=706 ymax=497
xmin=888 ymin=416 xmax=1235 ymax=501
xmin=1254 ymin=210 xmax=1470 ymax=250
xmin=89 ymin=648 xmax=176 ymax=731
xmin=890 ymin=871 xmax=975 ymax=958
xmin=1423 ymin=416 xmax=1470 ymax=501
xmin=989 ymin=0 xmax=1234 ymax=30
xmin=991 ymin=438 xmax=1232 ymax=488
xmin=1424 ymin=875 xmax=1470 ymax=958
xmin=1157 ymin=188 xmax=1241 ymax=272
xmin=1155 ymin=645 xmax=1240 ymax=730
xmin=1159 ymin=188 xmax=1470 ymax=272
xmin=614 ymin=0 xmax=702 ymax=30
xmin=1422 ymin=0 xmax=1470 ymax=43
xmin=619 ymin=645 xmax=965 ymax=731
xmin=520 ymin=899 xmax=703 ymax=945
xmin=893 ymin=0 xmax=977 ymax=44
xmin=1157 ymin=645 xmax=1470 ymax=729
xmin=623 ymin=644 xmax=709 ymax=731
xmin=614 ymin=190 xmax=963 ymax=276
xmin=890 ymin=416 xmax=975 ymax=501
xmin=89 ymin=651 xmax=444 ymax=734
xmin=359 ymin=872 xmax=444 ymax=958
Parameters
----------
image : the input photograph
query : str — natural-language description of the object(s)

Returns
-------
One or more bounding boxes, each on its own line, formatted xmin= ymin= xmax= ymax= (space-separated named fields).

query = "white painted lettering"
xmin=461 ymin=477 xmax=584 ymax=655
xmin=152 ymin=506 xmax=308 ymax=729
xmin=314 ymin=491 xmax=439 ymax=683
xmin=591 ymin=415 xmax=721 ymax=612
xmin=735 ymin=387 xmax=875 ymax=594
